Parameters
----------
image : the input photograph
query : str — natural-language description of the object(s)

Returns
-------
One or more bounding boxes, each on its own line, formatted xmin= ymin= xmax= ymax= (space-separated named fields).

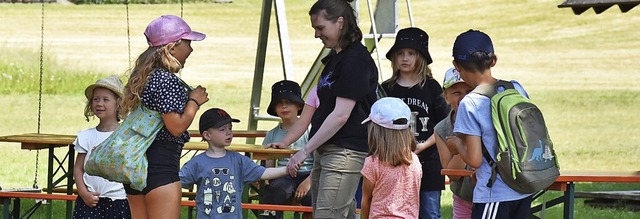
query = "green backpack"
xmin=474 ymin=80 xmax=560 ymax=194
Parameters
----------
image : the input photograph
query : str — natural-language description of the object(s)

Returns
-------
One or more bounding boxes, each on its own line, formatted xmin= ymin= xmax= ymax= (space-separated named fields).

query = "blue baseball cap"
xmin=452 ymin=29 xmax=494 ymax=61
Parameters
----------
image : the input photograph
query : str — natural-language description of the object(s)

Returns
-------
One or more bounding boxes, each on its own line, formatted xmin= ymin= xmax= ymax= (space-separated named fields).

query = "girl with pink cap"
xmin=121 ymin=15 xmax=208 ymax=219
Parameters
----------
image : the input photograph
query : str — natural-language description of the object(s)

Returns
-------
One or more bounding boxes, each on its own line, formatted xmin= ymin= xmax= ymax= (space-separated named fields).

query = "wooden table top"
xmin=188 ymin=130 xmax=267 ymax=138
xmin=441 ymin=169 xmax=640 ymax=183
xmin=0 ymin=133 xmax=295 ymax=160
xmin=0 ymin=133 xmax=76 ymax=150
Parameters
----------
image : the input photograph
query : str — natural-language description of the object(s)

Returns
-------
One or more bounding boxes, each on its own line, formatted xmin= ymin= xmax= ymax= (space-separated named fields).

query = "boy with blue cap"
xmin=446 ymin=30 xmax=533 ymax=219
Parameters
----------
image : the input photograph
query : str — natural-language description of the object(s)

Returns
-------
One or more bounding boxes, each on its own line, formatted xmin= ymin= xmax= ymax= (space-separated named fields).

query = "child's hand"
xmin=189 ymin=85 xmax=209 ymax=106
xmin=286 ymin=150 xmax=307 ymax=177
xmin=80 ymin=191 xmax=100 ymax=208
xmin=446 ymin=136 xmax=462 ymax=155
xmin=265 ymin=142 xmax=287 ymax=149
xmin=294 ymin=178 xmax=311 ymax=201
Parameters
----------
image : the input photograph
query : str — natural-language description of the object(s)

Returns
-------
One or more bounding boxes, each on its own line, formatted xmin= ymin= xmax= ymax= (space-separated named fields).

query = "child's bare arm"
xmin=73 ymin=153 xmax=100 ymax=207
xmin=447 ymin=134 xmax=482 ymax=168
xmin=414 ymin=134 xmax=436 ymax=154
xmin=360 ymin=177 xmax=374 ymax=219
xmin=260 ymin=166 xmax=287 ymax=180
xmin=434 ymin=133 xmax=452 ymax=168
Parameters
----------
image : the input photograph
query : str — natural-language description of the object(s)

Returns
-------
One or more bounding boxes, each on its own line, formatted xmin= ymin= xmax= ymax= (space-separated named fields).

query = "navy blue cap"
xmin=453 ymin=30 xmax=494 ymax=61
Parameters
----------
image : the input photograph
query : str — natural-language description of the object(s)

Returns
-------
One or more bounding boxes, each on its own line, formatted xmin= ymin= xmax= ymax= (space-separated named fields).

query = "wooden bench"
xmin=43 ymin=187 xmax=198 ymax=199
xmin=1 ymin=191 xmax=312 ymax=219
xmin=575 ymin=190 xmax=640 ymax=211
xmin=441 ymin=169 xmax=640 ymax=219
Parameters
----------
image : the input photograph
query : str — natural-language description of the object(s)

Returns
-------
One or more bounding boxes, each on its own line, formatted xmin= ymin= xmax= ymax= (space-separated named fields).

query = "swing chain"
xmin=33 ymin=151 xmax=40 ymax=189
xmin=32 ymin=0 xmax=46 ymax=189
xmin=125 ymin=0 xmax=131 ymax=68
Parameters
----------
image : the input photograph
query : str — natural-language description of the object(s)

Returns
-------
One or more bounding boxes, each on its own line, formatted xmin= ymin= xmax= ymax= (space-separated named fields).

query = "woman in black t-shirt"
xmin=282 ymin=0 xmax=378 ymax=218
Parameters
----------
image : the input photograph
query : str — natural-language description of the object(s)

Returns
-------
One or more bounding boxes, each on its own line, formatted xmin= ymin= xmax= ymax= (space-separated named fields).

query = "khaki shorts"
xmin=310 ymin=144 xmax=367 ymax=219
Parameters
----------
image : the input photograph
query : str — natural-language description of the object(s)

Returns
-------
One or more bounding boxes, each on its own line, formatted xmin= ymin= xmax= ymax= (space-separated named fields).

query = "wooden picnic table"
xmin=441 ymin=169 xmax=640 ymax=219
xmin=0 ymin=132 xmax=285 ymax=219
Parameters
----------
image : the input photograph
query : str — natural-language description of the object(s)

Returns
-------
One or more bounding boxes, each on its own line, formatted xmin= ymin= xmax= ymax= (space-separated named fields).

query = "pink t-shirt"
xmin=305 ymin=85 xmax=320 ymax=108
xmin=361 ymin=153 xmax=422 ymax=218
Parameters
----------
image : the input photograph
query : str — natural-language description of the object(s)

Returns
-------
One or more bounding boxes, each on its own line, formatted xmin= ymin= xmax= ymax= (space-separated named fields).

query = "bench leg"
xmin=564 ymin=183 xmax=575 ymax=219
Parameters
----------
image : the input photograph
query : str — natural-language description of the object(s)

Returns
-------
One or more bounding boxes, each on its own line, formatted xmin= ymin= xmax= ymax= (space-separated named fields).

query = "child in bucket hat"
xmin=180 ymin=108 xmax=288 ymax=218
xmin=381 ymin=26 xmax=449 ymax=218
xmin=83 ymin=75 xmax=125 ymax=121
xmin=360 ymin=97 xmax=422 ymax=219
xmin=448 ymin=29 xmax=534 ymax=218
xmin=434 ymin=68 xmax=475 ymax=219
xmin=260 ymin=80 xmax=313 ymax=219
xmin=73 ymin=75 xmax=131 ymax=218
xmin=120 ymin=14 xmax=209 ymax=218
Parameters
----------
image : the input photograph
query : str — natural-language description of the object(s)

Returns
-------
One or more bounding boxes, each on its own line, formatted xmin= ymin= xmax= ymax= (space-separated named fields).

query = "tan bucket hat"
xmin=84 ymin=75 xmax=124 ymax=100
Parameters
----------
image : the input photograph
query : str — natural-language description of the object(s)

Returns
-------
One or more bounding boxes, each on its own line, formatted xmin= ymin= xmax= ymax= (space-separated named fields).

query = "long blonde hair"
xmin=384 ymin=52 xmax=432 ymax=89
xmin=367 ymin=123 xmax=417 ymax=166
xmin=122 ymin=40 xmax=183 ymax=114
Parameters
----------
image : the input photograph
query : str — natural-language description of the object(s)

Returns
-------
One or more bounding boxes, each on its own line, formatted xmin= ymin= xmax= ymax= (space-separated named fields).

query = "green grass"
xmin=1 ymin=0 xmax=639 ymax=218
xmin=0 ymin=47 xmax=109 ymax=95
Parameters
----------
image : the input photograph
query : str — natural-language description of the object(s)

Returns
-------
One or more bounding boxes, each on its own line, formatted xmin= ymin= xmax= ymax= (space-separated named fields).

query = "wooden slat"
xmin=0 ymin=132 xmax=268 ymax=150
xmin=0 ymin=191 xmax=77 ymax=201
xmin=0 ymin=191 xmax=310 ymax=213
xmin=0 ymin=134 xmax=296 ymax=160
xmin=183 ymin=142 xmax=296 ymax=160
xmin=556 ymin=171 xmax=640 ymax=183
xmin=0 ymin=133 xmax=75 ymax=150
xmin=188 ymin=130 xmax=267 ymax=138
xmin=575 ymin=190 xmax=640 ymax=201
xmin=441 ymin=169 xmax=640 ymax=192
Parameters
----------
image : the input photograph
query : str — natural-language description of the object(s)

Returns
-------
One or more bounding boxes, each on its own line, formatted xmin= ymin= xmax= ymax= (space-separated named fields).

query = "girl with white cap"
xmin=360 ymin=97 xmax=422 ymax=219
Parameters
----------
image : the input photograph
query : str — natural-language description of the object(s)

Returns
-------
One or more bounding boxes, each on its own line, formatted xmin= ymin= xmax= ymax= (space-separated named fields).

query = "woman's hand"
xmin=189 ymin=85 xmax=209 ymax=106
xmin=286 ymin=150 xmax=308 ymax=177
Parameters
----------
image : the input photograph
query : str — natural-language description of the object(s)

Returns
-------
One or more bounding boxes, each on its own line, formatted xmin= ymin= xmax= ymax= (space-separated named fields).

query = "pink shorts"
xmin=453 ymin=193 xmax=473 ymax=219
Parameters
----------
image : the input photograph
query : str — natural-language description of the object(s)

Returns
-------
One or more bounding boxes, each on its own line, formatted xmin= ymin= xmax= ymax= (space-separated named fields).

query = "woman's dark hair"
xmin=309 ymin=0 xmax=362 ymax=50
xmin=454 ymin=51 xmax=495 ymax=73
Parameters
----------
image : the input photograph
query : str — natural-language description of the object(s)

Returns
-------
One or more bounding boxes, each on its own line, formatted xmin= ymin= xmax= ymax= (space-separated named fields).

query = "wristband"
xmin=188 ymin=98 xmax=201 ymax=107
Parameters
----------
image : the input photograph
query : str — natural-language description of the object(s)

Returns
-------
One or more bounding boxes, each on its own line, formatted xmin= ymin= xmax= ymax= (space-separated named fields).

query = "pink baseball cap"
xmin=144 ymin=15 xmax=206 ymax=47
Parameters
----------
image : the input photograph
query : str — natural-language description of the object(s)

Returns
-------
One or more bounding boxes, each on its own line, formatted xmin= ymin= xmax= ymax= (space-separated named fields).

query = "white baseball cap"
xmin=361 ymin=97 xmax=411 ymax=130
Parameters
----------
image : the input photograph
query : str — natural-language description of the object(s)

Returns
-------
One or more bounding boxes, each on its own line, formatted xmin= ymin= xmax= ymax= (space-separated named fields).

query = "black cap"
xmin=267 ymin=80 xmax=304 ymax=117
xmin=386 ymin=27 xmax=433 ymax=64
xmin=199 ymin=108 xmax=240 ymax=134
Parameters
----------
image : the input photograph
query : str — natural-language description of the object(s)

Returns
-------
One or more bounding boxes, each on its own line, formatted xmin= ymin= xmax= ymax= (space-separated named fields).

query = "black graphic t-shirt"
xmin=310 ymin=42 xmax=378 ymax=152
xmin=382 ymin=79 xmax=449 ymax=191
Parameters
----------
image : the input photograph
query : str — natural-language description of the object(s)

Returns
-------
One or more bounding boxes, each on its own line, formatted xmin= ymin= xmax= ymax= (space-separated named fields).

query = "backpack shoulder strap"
xmin=472 ymin=79 xmax=515 ymax=98
xmin=481 ymin=144 xmax=499 ymax=188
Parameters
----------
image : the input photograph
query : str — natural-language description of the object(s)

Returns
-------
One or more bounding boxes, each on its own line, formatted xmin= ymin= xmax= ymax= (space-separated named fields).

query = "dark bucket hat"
xmin=385 ymin=27 xmax=433 ymax=64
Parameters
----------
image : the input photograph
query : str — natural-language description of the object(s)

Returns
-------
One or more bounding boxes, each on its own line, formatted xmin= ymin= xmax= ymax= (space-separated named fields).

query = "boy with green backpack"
xmin=446 ymin=29 xmax=559 ymax=219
